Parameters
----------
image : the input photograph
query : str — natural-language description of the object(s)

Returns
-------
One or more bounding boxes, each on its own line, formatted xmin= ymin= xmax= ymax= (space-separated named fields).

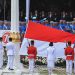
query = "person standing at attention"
xmin=0 ymin=37 xmax=4 ymax=69
xmin=73 ymin=42 xmax=75 ymax=74
xmin=6 ymin=38 xmax=15 ymax=70
xmin=64 ymin=41 xmax=74 ymax=75
xmin=46 ymin=42 xmax=56 ymax=75
xmin=27 ymin=40 xmax=37 ymax=74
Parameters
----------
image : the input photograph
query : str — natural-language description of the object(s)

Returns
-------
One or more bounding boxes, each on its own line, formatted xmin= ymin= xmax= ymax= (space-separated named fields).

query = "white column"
xmin=11 ymin=0 xmax=24 ymax=70
xmin=11 ymin=0 xmax=19 ymax=32
xmin=26 ymin=0 xmax=30 ymax=30
xmin=26 ymin=0 xmax=30 ymax=22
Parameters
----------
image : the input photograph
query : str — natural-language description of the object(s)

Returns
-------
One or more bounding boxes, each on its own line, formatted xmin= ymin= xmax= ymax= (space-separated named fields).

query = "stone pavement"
xmin=0 ymin=65 xmax=74 ymax=75
xmin=0 ymin=66 xmax=56 ymax=75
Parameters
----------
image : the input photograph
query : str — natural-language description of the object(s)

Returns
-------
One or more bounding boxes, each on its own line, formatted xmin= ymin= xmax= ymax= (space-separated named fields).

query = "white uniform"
xmin=0 ymin=42 xmax=4 ymax=69
xmin=74 ymin=48 xmax=75 ymax=73
xmin=6 ymin=42 xmax=15 ymax=69
xmin=47 ymin=46 xmax=56 ymax=75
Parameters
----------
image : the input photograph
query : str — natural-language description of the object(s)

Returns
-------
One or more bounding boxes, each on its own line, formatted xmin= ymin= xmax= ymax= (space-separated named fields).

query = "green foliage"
xmin=20 ymin=55 xmax=66 ymax=67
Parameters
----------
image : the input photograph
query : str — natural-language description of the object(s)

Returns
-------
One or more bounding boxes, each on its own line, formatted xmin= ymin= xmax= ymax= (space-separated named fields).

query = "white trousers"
xmin=7 ymin=55 xmax=14 ymax=69
xmin=74 ymin=60 xmax=75 ymax=73
xmin=28 ymin=59 xmax=35 ymax=73
xmin=66 ymin=60 xmax=73 ymax=75
xmin=47 ymin=60 xmax=54 ymax=75
xmin=0 ymin=52 xmax=3 ymax=68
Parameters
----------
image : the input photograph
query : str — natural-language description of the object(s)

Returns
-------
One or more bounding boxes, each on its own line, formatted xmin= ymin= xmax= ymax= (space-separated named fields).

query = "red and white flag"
xmin=20 ymin=21 xmax=75 ymax=58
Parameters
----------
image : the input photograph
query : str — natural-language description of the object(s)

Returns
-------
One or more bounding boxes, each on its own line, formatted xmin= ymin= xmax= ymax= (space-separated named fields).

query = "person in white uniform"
xmin=73 ymin=42 xmax=75 ymax=74
xmin=46 ymin=42 xmax=56 ymax=75
xmin=0 ymin=37 xmax=4 ymax=69
xmin=6 ymin=38 xmax=15 ymax=70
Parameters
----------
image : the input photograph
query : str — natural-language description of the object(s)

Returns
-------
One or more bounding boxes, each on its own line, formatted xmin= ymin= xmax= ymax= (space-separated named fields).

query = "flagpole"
xmin=25 ymin=0 xmax=30 ymax=46
xmin=26 ymin=0 xmax=30 ymax=25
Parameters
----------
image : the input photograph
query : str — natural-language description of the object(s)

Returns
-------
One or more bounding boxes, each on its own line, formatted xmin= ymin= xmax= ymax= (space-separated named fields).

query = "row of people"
xmin=30 ymin=11 xmax=75 ymax=22
xmin=33 ymin=19 xmax=75 ymax=34
xmin=27 ymin=40 xmax=75 ymax=75
xmin=0 ymin=37 xmax=75 ymax=75
xmin=0 ymin=37 xmax=55 ymax=75
xmin=0 ymin=21 xmax=26 ymax=31
xmin=0 ymin=20 xmax=75 ymax=34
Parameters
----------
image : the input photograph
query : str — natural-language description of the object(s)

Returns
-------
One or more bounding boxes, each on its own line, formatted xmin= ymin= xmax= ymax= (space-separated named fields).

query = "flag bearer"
xmin=27 ymin=40 xmax=37 ymax=73
xmin=46 ymin=42 xmax=56 ymax=75
xmin=64 ymin=41 xmax=74 ymax=75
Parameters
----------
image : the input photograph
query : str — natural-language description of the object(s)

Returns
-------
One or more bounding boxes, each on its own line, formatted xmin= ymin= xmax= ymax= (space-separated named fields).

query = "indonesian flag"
xmin=25 ymin=21 xmax=75 ymax=43
xmin=20 ymin=21 xmax=75 ymax=58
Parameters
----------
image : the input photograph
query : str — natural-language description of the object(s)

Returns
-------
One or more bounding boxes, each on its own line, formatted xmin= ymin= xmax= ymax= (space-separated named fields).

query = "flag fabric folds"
xmin=25 ymin=21 xmax=75 ymax=43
